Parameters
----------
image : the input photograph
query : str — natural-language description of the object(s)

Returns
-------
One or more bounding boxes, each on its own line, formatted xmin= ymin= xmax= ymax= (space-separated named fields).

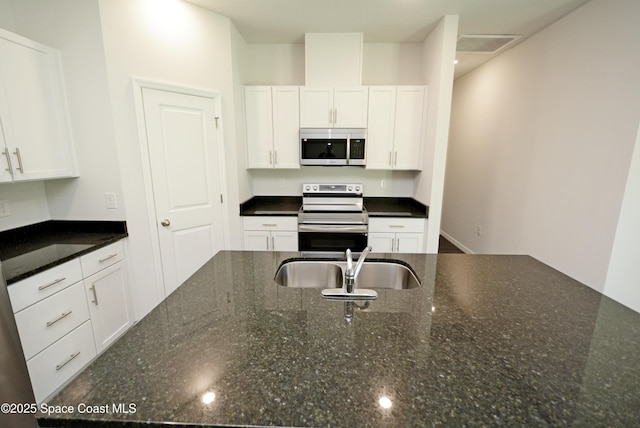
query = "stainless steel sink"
xmin=274 ymin=259 xmax=420 ymax=289
xmin=273 ymin=261 xmax=343 ymax=288
xmin=345 ymin=261 xmax=421 ymax=290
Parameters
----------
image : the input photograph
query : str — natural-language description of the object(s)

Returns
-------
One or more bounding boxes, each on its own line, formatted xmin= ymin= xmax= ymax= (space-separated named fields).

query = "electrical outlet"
xmin=105 ymin=193 xmax=118 ymax=209
xmin=0 ymin=199 xmax=10 ymax=217
xmin=476 ymin=225 xmax=482 ymax=237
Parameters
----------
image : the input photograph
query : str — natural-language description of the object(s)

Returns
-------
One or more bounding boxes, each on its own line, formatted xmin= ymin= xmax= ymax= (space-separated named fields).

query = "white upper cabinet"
xmin=245 ymin=86 xmax=300 ymax=169
xmin=299 ymin=86 xmax=368 ymax=128
xmin=0 ymin=28 xmax=77 ymax=182
xmin=366 ymin=86 xmax=427 ymax=170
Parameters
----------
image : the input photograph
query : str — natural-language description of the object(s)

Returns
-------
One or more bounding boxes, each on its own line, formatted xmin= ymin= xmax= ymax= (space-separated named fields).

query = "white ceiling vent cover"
xmin=457 ymin=35 xmax=520 ymax=53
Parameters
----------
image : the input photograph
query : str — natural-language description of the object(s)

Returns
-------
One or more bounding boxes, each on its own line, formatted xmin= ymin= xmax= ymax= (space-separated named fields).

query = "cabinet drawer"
xmin=243 ymin=216 xmax=298 ymax=231
xmin=27 ymin=321 xmax=96 ymax=403
xmin=8 ymin=259 xmax=83 ymax=312
xmin=369 ymin=218 xmax=425 ymax=233
xmin=80 ymin=241 xmax=124 ymax=277
xmin=15 ymin=281 xmax=90 ymax=360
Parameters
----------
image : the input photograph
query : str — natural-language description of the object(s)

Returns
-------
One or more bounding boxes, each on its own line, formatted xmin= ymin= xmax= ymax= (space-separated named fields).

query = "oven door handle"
xmin=298 ymin=224 xmax=368 ymax=233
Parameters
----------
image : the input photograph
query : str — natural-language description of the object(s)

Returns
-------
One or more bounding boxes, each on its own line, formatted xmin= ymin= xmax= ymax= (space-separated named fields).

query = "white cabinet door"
xmin=243 ymin=230 xmax=271 ymax=251
xmin=300 ymin=86 xmax=368 ymax=128
xmin=393 ymin=86 xmax=426 ymax=170
xmin=272 ymin=231 xmax=298 ymax=251
xmin=244 ymin=86 xmax=274 ymax=168
xmin=299 ymin=87 xmax=333 ymax=127
xmin=366 ymin=87 xmax=396 ymax=169
xmin=0 ymin=117 xmax=12 ymax=183
xmin=368 ymin=232 xmax=395 ymax=253
xmin=333 ymin=87 xmax=368 ymax=128
xmin=396 ymin=233 xmax=424 ymax=253
xmin=0 ymin=29 xmax=77 ymax=181
xmin=85 ymin=261 xmax=133 ymax=353
xmin=271 ymin=87 xmax=300 ymax=169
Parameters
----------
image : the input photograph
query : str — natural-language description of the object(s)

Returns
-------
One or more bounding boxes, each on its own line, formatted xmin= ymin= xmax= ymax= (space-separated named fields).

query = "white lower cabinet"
xmin=243 ymin=217 xmax=298 ymax=251
xmin=26 ymin=321 xmax=96 ymax=403
xmin=84 ymin=261 xmax=133 ymax=353
xmin=9 ymin=240 xmax=132 ymax=403
xmin=368 ymin=218 xmax=427 ymax=253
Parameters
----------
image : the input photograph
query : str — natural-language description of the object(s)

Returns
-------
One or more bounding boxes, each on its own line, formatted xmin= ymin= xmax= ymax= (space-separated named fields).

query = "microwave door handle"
xmin=346 ymin=135 xmax=351 ymax=165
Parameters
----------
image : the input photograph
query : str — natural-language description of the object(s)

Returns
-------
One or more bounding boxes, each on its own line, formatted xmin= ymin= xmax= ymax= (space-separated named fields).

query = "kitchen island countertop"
xmin=37 ymin=251 xmax=640 ymax=427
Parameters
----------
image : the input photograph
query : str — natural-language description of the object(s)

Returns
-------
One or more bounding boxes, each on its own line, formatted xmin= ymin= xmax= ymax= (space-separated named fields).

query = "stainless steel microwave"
xmin=300 ymin=128 xmax=366 ymax=166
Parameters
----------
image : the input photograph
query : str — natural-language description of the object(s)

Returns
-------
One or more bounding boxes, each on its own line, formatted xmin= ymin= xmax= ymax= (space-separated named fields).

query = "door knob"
xmin=161 ymin=219 xmax=171 ymax=227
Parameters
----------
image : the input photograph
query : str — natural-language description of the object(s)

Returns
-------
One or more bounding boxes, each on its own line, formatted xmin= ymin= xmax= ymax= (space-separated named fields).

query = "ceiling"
xmin=184 ymin=0 xmax=591 ymax=78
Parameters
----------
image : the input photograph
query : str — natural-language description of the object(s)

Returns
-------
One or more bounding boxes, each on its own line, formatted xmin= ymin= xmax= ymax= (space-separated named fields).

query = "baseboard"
xmin=440 ymin=230 xmax=474 ymax=254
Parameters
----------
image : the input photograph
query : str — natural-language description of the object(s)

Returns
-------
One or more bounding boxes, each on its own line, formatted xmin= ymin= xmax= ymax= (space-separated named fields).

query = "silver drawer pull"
xmin=389 ymin=225 xmax=405 ymax=228
xmin=13 ymin=148 xmax=24 ymax=173
xmin=89 ymin=285 xmax=99 ymax=305
xmin=262 ymin=223 xmax=277 ymax=227
xmin=38 ymin=277 xmax=66 ymax=291
xmin=98 ymin=253 xmax=118 ymax=263
xmin=46 ymin=311 xmax=73 ymax=327
xmin=55 ymin=351 xmax=81 ymax=371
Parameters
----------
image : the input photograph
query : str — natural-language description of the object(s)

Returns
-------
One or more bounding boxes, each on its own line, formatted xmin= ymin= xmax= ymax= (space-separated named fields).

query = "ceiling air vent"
xmin=456 ymin=35 xmax=520 ymax=53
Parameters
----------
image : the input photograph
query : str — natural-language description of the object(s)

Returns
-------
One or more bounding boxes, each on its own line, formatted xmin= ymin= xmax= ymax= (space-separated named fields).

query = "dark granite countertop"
xmin=0 ymin=220 xmax=128 ymax=284
xmin=240 ymin=196 xmax=428 ymax=218
xmin=38 ymin=251 xmax=640 ymax=427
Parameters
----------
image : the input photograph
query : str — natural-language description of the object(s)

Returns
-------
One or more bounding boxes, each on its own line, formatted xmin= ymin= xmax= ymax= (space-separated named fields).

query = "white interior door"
xmin=142 ymin=88 xmax=225 ymax=297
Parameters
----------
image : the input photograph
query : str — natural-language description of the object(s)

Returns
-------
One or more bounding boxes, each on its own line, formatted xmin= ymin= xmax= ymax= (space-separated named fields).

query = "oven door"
xmin=298 ymin=224 xmax=368 ymax=252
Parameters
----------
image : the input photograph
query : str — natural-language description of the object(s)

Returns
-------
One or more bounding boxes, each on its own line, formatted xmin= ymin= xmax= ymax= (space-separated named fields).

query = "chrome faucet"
xmin=344 ymin=246 xmax=372 ymax=293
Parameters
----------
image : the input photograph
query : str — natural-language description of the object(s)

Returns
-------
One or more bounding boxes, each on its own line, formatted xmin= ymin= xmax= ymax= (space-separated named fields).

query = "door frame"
xmin=131 ymin=78 xmax=230 ymax=298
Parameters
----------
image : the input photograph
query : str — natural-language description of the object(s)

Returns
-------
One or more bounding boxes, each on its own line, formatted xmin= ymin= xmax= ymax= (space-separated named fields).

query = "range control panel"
xmin=302 ymin=183 xmax=363 ymax=195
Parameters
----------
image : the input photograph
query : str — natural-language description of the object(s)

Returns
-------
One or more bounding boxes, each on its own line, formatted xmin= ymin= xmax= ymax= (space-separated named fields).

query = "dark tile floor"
xmin=438 ymin=235 xmax=464 ymax=253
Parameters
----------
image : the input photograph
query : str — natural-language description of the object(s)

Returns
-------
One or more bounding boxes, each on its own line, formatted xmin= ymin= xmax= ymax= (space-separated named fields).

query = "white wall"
xmin=442 ymin=0 xmax=640 ymax=293
xmin=604 ymin=123 xmax=640 ymax=313
xmin=0 ymin=182 xmax=50 ymax=229
xmin=249 ymin=168 xmax=416 ymax=197
xmin=414 ymin=15 xmax=459 ymax=253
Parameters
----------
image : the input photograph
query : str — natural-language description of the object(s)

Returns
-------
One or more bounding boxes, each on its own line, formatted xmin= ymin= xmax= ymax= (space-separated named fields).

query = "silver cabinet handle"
xmin=269 ymin=150 xmax=273 ymax=165
xmin=262 ymin=223 xmax=277 ymax=227
xmin=12 ymin=148 xmax=24 ymax=173
xmin=274 ymin=150 xmax=278 ymax=165
xmin=266 ymin=236 xmax=269 ymax=249
xmin=89 ymin=285 xmax=99 ymax=305
xmin=161 ymin=219 xmax=171 ymax=227
xmin=38 ymin=277 xmax=66 ymax=291
xmin=271 ymin=236 xmax=275 ymax=250
xmin=389 ymin=225 xmax=405 ymax=229
xmin=395 ymin=238 xmax=400 ymax=253
xmin=389 ymin=151 xmax=393 ymax=166
xmin=98 ymin=253 xmax=118 ymax=263
xmin=394 ymin=151 xmax=398 ymax=166
xmin=56 ymin=352 xmax=80 ymax=371
xmin=2 ymin=149 xmax=13 ymax=176
xmin=391 ymin=237 xmax=395 ymax=252
xmin=333 ymin=108 xmax=337 ymax=124
xmin=46 ymin=311 xmax=72 ymax=327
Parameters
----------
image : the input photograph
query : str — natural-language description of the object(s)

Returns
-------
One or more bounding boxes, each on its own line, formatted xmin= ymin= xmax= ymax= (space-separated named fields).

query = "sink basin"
xmin=274 ymin=259 xmax=420 ymax=289
xmin=345 ymin=261 xmax=421 ymax=290
xmin=273 ymin=261 xmax=343 ymax=288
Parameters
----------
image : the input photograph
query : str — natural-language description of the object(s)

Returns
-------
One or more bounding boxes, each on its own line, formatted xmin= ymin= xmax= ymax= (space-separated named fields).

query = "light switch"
xmin=105 ymin=193 xmax=118 ymax=209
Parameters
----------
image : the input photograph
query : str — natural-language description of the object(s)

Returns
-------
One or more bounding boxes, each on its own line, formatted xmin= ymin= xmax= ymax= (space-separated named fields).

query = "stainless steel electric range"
xmin=297 ymin=183 xmax=368 ymax=254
